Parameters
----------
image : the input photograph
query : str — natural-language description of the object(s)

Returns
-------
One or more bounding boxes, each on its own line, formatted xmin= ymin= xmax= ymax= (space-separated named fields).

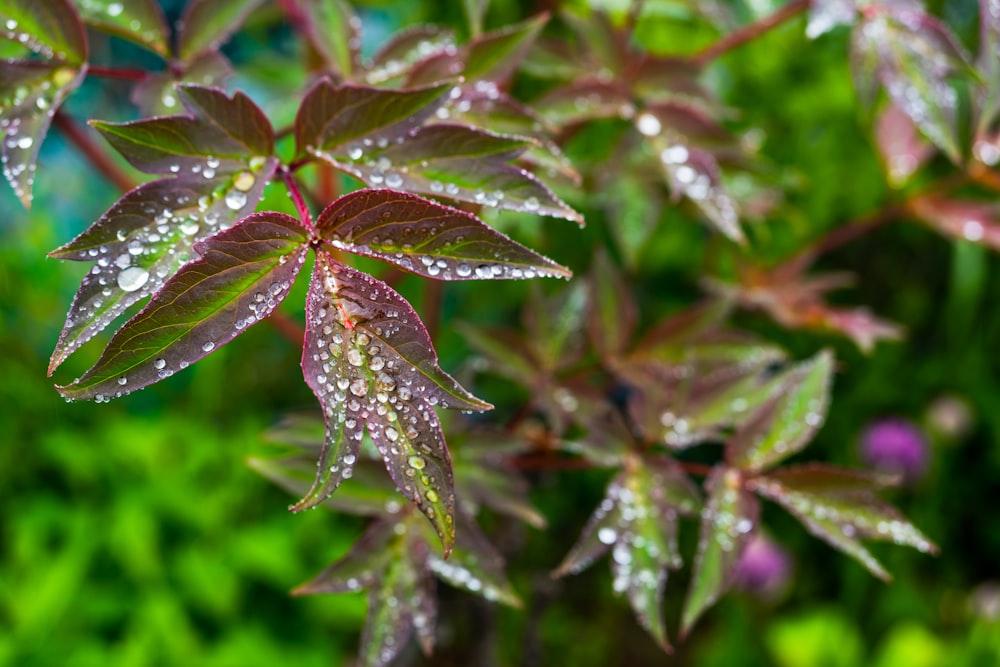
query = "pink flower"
xmin=859 ymin=418 xmax=929 ymax=483
xmin=735 ymin=534 xmax=791 ymax=599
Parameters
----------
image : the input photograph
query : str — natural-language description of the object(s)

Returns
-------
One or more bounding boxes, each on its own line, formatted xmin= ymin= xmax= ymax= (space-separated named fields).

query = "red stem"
xmin=53 ymin=111 xmax=137 ymax=193
xmin=281 ymin=167 xmax=313 ymax=229
xmin=86 ymin=65 xmax=149 ymax=82
xmin=692 ymin=0 xmax=810 ymax=66
xmin=268 ymin=310 xmax=306 ymax=345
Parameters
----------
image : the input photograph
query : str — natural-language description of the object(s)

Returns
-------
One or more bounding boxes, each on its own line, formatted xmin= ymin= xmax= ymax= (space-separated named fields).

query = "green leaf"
xmin=462 ymin=0 xmax=489 ymax=36
xmin=176 ymin=0 xmax=266 ymax=63
xmin=70 ymin=0 xmax=169 ymax=56
xmin=750 ymin=464 xmax=938 ymax=581
xmin=681 ymin=466 xmax=759 ymax=636
xmin=0 ymin=0 xmax=87 ymax=64
xmin=300 ymin=252 xmax=491 ymax=552
xmin=555 ymin=457 xmax=700 ymax=651
xmin=294 ymin=78 xmax=449 ymax=159
xmin=456 ymin=323 xmax=541 ymax=388
xmin=0 ymin=60 xmax=84 ymax=207
xmin=92 ymin=85 xmax=274 ymax=173
xmin=293 ymin=515 xmax=437 ymax=667
xmin=56 ymin=212 xmax=309 ymax=401
xmin=315 ymin=189 xmax=570 ymax=280
xmin=727 ymin=350 xmax=834 ymax=473
xmin=587 ymin=249 xmax=638 ymax=362
xmin=130 ymin=51 xmax=233 ymax=117
xmin=294 ymin=0 xmax=359 ymax=80
xmin=48 ymin=157 xmax=278 ymax=373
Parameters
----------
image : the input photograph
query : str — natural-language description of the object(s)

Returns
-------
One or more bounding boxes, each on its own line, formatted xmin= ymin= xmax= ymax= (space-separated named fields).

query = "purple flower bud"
xmin=859 ymin=418 xmax=929 ymax=483
xmin=735 ymin=534 xmax=791 ymax=599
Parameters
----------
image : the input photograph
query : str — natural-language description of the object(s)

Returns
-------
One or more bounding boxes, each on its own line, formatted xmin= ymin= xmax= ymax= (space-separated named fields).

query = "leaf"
xmin=295 ymin=0 xmax=360 ymax=80
xmin=534 ymin=77 xmax=632 ymax=126
xmin=909 ymin=195 xmax=1000 ymax=251
xmin=0 ymin=0 xmax=88 ymax=64
xmin=294 ymin=515 xmax=437 ymax=667
xmin=130 ymin=51 xmax=233 ymax=117
xmin=977 ymin=0 xmax=1000 ymax=133
xmin=851 ymin=7 xmax=969 ymax=162
xmin=806 ymin=0 xmax=857 ymax=39
xmin=874 ymin=102 xmax=934 ymax=187
xmin=462 ymin=0 xmax=489 ymax=36
xmin=294 ymin=78 xmax=449 ymax=159
xmin=92 ymin=85 xmax=274 ymax=172
xmin=49 ymin=157 xmax=277 ymax=373
xmin=70 ymin=0 xmax=169 ymax=56
xmin=681 ymin=466 xmax=759 ymax=636
xmin=727 ymin=350 xmax=834 ymax=473
xmin=176 ymin=0 xmax=266 ymax=63
xmin=750 ymin=464 xmax=938 ymax=580
xmin=457 ymin=323 xmax=541 ymax=389
xmin=56 ymin=212 xmax=310 ymax=401
xmin=554 ymin=457 xmax=701 ymax=651
xmin=315 ymin=189 xmax=571 ymax=280
xmin=587 ymin=249 xmax=638 ymax=363
xmin=300 ymin=251 xmax=491 ymax=552
xmin=0 ymin=60 xmax=85 ymax=207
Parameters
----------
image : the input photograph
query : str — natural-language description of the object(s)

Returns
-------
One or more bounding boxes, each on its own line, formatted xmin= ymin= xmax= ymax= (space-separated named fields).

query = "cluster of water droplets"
xmin=1 ymin=17 xmax=70 ymax=59
xmin=700 ymin=470 xmax=755 ymax=556
xmin=73 ymin=0 xmax=161 ymax=46
xmin=366 ymin=33 xmax=457 ymax=85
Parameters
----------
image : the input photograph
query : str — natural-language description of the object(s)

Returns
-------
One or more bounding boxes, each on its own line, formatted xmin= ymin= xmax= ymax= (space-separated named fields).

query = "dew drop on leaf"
xmin=116 ymin=267 xmax=149 ymax=292
xmin=225 ymin=191 xmax=248 ymax=210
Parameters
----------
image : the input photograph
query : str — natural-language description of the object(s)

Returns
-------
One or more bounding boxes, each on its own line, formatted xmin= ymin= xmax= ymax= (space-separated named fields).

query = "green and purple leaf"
xmin=554 ymin=457 xmax=700 ymax=651
xmin=70 ymin=0 xmax=168 ymax=56
xmin=749 ymin=464 xmax=937 ymax=580
xmin=176 ymin=0 xmax=266 ymax=64
xmin=681 ymin=467 xmax=759 ymax=636
xmin=315 ymin=189 xmax=570 ymax=280
xmin=910 ymin=195 xmax=1000 ymax=251
xmin=300 ymin=252 xmax=491 ymax=552
xmin=587 ymin=249 xmax=638 ymax=363
xmin=727 ymin=350 xmax=834 ymax=473
xmin=0 ymin=0 xmax=87 ymax=63
xmin=130 ymin=52 xmax=233 ymax=117
xmin=0 ymin=60 xmax=85 ymax=207
xmin=56 ymin=212 xmax=309 ymax=401
xmin=48 ymin=156 xmax=278 ymax=373
xmin=365 ymin=25 xmax=457 ymax=86
xmin=977 ymin=0 xmax=1000 ymax=133
xmin=294 ymin=0 xmax=360 ymax=81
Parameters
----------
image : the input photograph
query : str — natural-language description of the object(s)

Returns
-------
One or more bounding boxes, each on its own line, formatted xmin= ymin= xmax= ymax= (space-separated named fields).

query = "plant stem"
xmin=281 ymin=167 xmax=313 ymax=229
xmin=53 ymin=111 xmax=137 ymax=193
xmin=86 ymin=65 xmax=149 ymax=81
xmin=268 ymin=310 xmax=306 ymax=345
xmin=692 ymin=0 xmax=810 ymax=66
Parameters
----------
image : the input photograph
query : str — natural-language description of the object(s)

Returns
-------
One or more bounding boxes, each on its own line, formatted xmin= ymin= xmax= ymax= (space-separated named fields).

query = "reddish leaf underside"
xmin=300 ymin=251 xmax=492 ymax=553
xmin=56 ymin=212 xmax=309 ymax=401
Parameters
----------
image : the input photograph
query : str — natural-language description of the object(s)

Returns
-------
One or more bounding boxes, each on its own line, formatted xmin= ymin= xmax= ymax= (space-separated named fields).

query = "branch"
xmin=87 ymin=65 xmax=149 ymax=82
xmin=692 ymin=0 xmax=810 ymax=67
xmin=280 ymin=167 xmax=313 ymax=229
xmin=53 ymin=111 xmax=137 ymax=193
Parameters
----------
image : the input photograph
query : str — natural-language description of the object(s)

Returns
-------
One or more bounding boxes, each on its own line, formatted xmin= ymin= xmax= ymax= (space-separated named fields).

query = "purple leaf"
xmin=315 ymin=189 xmax=570 ymax=280
xmin=554 ymin=457 xmax=700 ymax=651
xmin=294 ymin=0 xmax=360 ymax=81
xmin=92 ymin=85 xmax=275 ymax=173
xmin=176 ymin=0 xmax=266 ymax=63
xmin=750 ymin=464 xmax=938 ymax=580
xmin=0 ymin=0 xmax=88 ymax=64
xmin=535 ymin=78 xmax=632 ymax=126
xmin=910 ymin=195 xmax=1000 ymax=251
xmin=367 ymin=25 xmax=457 ymax=85
xmin=874 ymin=103 xmax=934 ymax=187
xmin=587 ymin=249 xmax=638 ymax=363
xmin=130 ymin=51 xmax=233 ymax=117
xmin=56 ymin=212 xmax=310 ymax=401
xmin=71 ymin=0 xmax=169 ymax=56
xmin=301 ymin=252 xmax=491 ymax=552
xmin=48 ymin=157 xmax=278 ymax=373
xmin=294 ymin=78 xmax=449 ymax=159
xmin=727 ymin=350 xmax=834 ymax=473
xmin=0 ymin=60 xmax=85 ymax=208
xmin=681 ymin=467 xmax=759 ymax=636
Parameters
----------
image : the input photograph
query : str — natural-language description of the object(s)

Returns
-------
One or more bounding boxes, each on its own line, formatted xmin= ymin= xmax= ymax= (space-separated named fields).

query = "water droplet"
xmin=385 ymin=172 xmax=403 ymax=188
xmin=233 ymin=171 xmax=255 ymax=192
xmin=425 ymin=489 xmax=439 ymax=503
xmin=117 ymin=376 xmax=127 ymax=385
xmin=661 ymin=145 xmax=689 ymax=164
xmin=154 ymin=359 xmax=166 ymax=369
xmin=385 ymin=427 xmax=399 ymax=441
xmin=636 ymin=112 xmax=661 ymax=136
xmin=117 ymin=266 xmax=149 ymax=291
xmin=408 ymin=455 xmax=425 ymax=469
xmin=202 ymin=341 xmax=215 ymax=352
xmin=598 ymin=527 xmax=617 ymax=544
xmin=225 ymin=191 xmax=247 ymax=210
xmin=107 ymin=2 xmax=124 ymax=17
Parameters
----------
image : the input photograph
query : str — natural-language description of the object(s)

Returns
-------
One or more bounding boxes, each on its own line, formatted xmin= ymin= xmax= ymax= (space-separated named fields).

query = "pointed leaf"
xmin=130 ymin=52 xmax=233 ymax=117
xmin=587 ymin=249 xmax=638 ymax=362
xmin=682 ymin=467 xmax=759 ymax=636
xmin=295 ymin=0 xmax=360 ymax=80
xmin=367 ymin=25 xmax=457 ymax=86
xmin=910 ymin=195 xmax=1000 ymax=251
xmin=48 ymin=157 xmax=278 ymax=373
xmin=92 ymin=85 xmax=274 ymax=173
xmin=56 ymin=212 xmax=309 ymax=401
xmin=452 ymin=430 xmax=546 ymax=527
xmin=301 ymin=252 xmax=491 ymax=551
xmin=654 ymin=140 xmax=743 ymax=243
xmin=978 ymin=0 xmax=1000 ymax=133
xmin=70 ymin=0 xmax=168 ymax=56
xmin=177 ymin=0 xmax=266 ymax=63
xmin=728 ymin=350 xmax=834 ymax=473
xmin=0 ymin=0 xmax=87 ymax=63
xmin=521 ymin=281 xmax=586 ymax=370
xmin=294 ymin=79 xmax=449 ymax=159
xmin=0 ymin=60 xmax=84 ymax=207
xmin=806 ymin=0 xmax=857 ymax=39
xmin=293 ymin=519 xmax=396 ymax=596
xmin=555 ymin=457 xmax=700 ymax=651
xmin=874 ymin=103 xmax=934 ymax=187
xmin=462 ymin=0 xmax=489 ymax=37
xmin=457 ymin=323 xmax=541 ymax=388
xmin=751 ymin=464 xmax=937 ymax=580
xmin=315 ymin=189 xmax=570 ymax=280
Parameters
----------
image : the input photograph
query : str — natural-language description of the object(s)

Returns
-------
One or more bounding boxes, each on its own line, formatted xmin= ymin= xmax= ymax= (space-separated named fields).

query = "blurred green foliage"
xmin=2 ymin=0 xmax=1000 ymax=665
